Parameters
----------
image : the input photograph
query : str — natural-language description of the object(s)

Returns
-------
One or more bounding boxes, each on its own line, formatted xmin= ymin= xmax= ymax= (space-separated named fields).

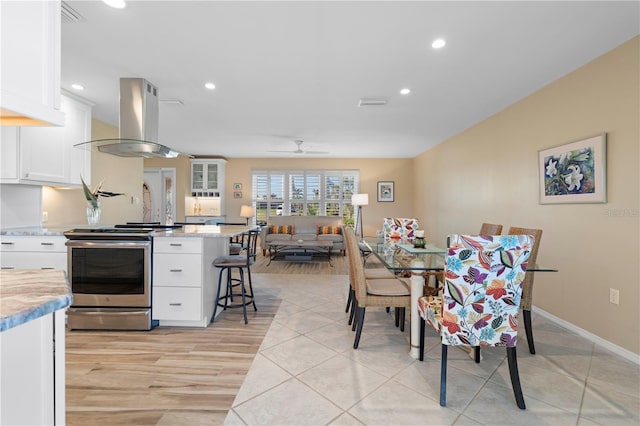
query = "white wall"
xmin=0 ymin=184 xmax=42 ymax=228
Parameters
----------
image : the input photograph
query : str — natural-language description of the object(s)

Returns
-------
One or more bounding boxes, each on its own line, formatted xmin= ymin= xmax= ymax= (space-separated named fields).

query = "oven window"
xmin=70 ymin=247 xmax=146 ymax=294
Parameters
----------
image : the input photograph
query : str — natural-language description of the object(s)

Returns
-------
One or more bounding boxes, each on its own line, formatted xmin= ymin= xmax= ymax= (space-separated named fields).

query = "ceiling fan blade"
xmin=303 ymin=150 xmax=329 ymax=154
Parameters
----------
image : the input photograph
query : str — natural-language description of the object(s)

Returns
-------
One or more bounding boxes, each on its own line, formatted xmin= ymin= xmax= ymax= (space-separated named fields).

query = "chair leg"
xmin=523 ymin=309 xmax=536 ymax=354
xmin=507 ymin=347 xmax=526 ymax=409
xmin=399 ymin=308 xmax=405 ymax=332
xmin=474 ymin=346 xmax=481 ymax=363
xmin=419 ymin=317 xmax=425 ymax=361
xmin=395 ymin=307 xmax=400 ymax=327
xmin=238 ymin=268 xmax=248 ymax=324
xmin=211 ymin=267 xmax=225 ymax=323
xmin=348 ymin=291 xmax=356 ymax=326
xmin=345 ymin=288 xmax=352 ymax=313
xmin=353 ymin=307 xmax=366 ymax=349
xmin=246 ymin=267 xmax=257 ymax=312
xmin=440 ymin=344 xmax=448 ymax=407
xmin=351 ymin=303 xmax=359 ymax=331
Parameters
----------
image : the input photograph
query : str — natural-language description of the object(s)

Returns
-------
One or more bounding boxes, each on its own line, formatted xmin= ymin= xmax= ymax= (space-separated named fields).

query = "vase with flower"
xmin=81 ymin=176 xmax=123 ymax=226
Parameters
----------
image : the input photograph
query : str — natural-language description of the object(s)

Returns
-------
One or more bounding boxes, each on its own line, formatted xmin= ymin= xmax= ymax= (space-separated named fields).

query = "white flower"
xmin=545 ymin=159 xmax=558 ymax=177
xmin=563 ymin=165 xmax=583 ymax=191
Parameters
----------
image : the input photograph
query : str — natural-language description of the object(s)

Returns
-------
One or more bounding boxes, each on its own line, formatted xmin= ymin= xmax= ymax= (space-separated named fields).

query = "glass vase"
xmin=86 ymin=203 xmax=101 ymax=226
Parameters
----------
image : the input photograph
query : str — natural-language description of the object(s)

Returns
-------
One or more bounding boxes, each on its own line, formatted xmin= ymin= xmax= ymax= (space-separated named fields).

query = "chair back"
xmin=506 ymin=227 xmax=542 ymax=311
xmin=344 ymin=227 xmax=367 ymax=302
xmin=479 ymin=223 xmax=503 ymax=235
xmin=238 ymin=230 xmax=259 ymax=266
xmin=443 ymin=234 xmax=534 ymax=347
xmin=382 ymin=218 xmax=419 ymax=240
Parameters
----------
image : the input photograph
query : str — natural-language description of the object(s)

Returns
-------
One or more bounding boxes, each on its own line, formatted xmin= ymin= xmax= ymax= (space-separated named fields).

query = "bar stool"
xmin=211 ymin=229 xmax=259 ymax=324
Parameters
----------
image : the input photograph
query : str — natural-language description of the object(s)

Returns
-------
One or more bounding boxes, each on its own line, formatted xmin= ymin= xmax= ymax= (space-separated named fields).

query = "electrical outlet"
xmin=609 ymin=288 xmax=620 ymax=305
xmin=42 ymin=211 xmax=48 ymax=222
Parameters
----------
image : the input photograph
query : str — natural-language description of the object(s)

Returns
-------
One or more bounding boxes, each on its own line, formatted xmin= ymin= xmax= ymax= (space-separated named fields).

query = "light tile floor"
xmin=224 ymin=273 xmax=639 ymax=425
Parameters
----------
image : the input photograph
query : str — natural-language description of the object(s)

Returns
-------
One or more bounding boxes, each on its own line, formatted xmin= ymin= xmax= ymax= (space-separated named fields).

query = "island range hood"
xmin=76 ymin=78 xmax=189 ymax=158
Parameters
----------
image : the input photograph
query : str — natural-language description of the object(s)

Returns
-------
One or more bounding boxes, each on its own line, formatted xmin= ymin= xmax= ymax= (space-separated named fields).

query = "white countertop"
xmin=151 ymin=224 xmax=255 ymax=238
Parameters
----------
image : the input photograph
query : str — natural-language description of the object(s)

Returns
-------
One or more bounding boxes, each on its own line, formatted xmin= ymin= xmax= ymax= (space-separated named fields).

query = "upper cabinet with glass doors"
xmin=190 ymin=159 xmax=226 ymax=197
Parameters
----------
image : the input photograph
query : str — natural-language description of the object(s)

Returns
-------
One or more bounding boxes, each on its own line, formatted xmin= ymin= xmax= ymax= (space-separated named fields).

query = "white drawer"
xmin=152 ymin=253 xmax=202 ymax=286
xmin=0 ymin=252 xmax=67 ymax=270
xmin=152 ymin=287 xmax=202 ymax=321
xmin=0 ymin=236 xmax=66 ymax=252
xmin=153 ymin=237 xmax=202 ymax=254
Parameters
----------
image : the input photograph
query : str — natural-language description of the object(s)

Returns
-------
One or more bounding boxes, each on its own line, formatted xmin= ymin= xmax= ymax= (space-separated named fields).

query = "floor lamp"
xmin=351 ymin=194 xmax=369 ymax=239
xmin=240 ymin=205 xmax=255 ymax=226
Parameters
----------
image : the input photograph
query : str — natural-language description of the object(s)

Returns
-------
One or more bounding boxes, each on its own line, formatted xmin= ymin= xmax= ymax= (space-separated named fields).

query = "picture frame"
xmin=377 ymin=181 xmax=395 ymax=202
xmin=233 ymin=183 xmax=242 ymax=190
xmin=233 ymin=191 xmax=242 ymax=199
xmin=538 ymin=133 xmax=607 ymax=204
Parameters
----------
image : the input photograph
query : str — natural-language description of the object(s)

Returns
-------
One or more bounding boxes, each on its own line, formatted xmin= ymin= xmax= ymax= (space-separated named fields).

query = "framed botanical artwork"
xmin=233 ymin=183 xmax=242 ymax=190
xmin=539 ymin=133 xmax=607 ymax=204
xmin=377 ymin=181 xmax=395 ymax=202
xmin=233 ymin=191 xmax=242 ymax=199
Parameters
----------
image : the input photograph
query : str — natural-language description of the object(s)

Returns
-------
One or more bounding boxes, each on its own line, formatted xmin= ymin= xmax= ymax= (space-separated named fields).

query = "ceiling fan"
xmin=268 ymin=140 xmax=329 ymax=155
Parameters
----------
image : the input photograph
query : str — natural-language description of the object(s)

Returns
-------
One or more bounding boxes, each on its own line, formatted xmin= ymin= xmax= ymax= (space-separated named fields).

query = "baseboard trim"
xmin=532 ymin=305 xmax=640 ymax=365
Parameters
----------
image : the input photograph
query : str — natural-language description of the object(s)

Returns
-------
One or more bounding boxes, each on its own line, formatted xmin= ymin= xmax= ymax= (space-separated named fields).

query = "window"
xmin=252 ymin=170 xmax=359 ymax=224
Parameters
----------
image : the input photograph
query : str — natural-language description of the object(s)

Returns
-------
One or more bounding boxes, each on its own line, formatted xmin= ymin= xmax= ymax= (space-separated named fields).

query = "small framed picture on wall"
xmin=377 ymin=181 xmax=394 ymax=202
xmin=233 ymin=183 xmax=242 ymax=190
xmin=233 ymin=191 xmax=242 ymax=199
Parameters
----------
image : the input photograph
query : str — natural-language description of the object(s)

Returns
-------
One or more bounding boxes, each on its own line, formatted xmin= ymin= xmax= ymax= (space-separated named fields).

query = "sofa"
xmin=260 ymin=215 xmax=344 ymax=255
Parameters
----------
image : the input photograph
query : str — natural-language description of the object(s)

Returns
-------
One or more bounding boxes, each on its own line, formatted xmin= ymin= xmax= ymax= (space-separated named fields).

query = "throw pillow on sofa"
xmin=269 ymin=225 xmax=294 ymax=234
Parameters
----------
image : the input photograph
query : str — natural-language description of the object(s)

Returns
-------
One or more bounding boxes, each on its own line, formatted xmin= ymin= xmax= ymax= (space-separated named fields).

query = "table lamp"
xmin=351 ymin=193 xmax=369 ymax=239
xmin=240 ymin=205 xmax=255 ymax=225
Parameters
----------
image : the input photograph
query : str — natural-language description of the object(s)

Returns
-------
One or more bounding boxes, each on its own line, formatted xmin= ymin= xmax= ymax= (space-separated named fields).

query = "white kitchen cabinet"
xmin=152 ymin=236 xmax=225 ymax=327
xmin=0 ymin=95 xmax=92 ymax=187
xmin=190 ymin=159 xmax=226 ymax=197
xmin=0 ymin=236 xmax=67 ymax=272
xmin=0 ymin=0 xmax=64 ymax=126
xmin=0 ymin=309 xmax=66 ymax=425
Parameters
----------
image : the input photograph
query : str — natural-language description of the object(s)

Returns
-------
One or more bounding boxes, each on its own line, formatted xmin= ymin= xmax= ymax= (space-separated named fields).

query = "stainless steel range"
xmin=64 ymin=225 xmax=180 ymax=330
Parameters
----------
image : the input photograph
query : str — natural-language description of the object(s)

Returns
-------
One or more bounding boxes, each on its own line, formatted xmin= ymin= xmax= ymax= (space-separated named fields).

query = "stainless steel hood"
xmin=76 ymin=78 xmax=189 ymax=158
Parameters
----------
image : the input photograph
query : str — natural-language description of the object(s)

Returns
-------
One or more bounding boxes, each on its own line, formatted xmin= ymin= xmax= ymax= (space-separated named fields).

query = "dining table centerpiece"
xmin=81 ymin=176 xmax=124 ymax=225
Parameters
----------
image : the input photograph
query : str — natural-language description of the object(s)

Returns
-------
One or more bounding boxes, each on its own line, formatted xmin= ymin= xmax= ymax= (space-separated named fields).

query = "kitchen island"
xmin=1 ymin=269 xmax=72 ymax=425
xmin=151 ymin=224 xmax=254 ymax=327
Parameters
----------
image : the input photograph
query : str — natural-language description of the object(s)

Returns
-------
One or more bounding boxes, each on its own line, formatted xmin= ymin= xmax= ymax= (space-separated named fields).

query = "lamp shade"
xmin=352 ymin=193 xmax=369 ymax=206
xmin=240 ymin=205 xmax=255 ymax=218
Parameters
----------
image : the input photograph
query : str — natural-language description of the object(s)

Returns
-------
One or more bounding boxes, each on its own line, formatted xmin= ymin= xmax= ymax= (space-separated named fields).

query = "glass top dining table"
xmin=360 ymin=237 xmax=558 ymax=273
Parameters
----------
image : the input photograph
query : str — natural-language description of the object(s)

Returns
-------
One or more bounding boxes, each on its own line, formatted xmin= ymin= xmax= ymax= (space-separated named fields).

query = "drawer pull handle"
xmin=1 ymin=242 xmax=14 ymax=245
xmin=170 ymin=269 xmax=183 ymax=272
xmin=169 ymin=243 xmax=183 ymax=247
xmin=169 ymin=303 xmax=182 ymax=306
xmin=40 ymin=242 xmax=54 ymax=246
xmin=1 ymin=267 xmax=15 ymax=269
xmin=41 ymin=267 xmax=55 ymax=270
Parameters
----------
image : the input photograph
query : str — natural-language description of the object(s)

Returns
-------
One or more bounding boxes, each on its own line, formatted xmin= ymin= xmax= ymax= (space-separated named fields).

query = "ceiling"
xmin=61 ymin=1 xmax=639 ymax=158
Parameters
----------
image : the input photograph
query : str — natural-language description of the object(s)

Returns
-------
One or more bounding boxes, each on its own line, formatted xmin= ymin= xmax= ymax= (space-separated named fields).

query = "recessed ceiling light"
xmin=432 ymin=38 xmax=446 ymax=49
xmin=400 ymin=88 xmax=411 ymax=95
xmin=103 ymin=0 xmax=126 ymax=9
xmin=204 ymin=82 xmax=216 ymax=90
xmin=71 ymin=83 xmax=84 ymax=91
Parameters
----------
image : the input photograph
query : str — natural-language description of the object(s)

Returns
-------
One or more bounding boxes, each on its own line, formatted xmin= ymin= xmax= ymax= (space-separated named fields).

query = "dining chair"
xmin=479 ymin=222 xmax=503 ymax=235
xmin=417 ymin=234 xmax=534 ymax=409
xmin=344 ymin=227 xmax=411 ymax=349
xmin=507 ymin=226 xmax=543 ymax=354
xmin=382 ymin=217 xmax=419 ymax=240
xmin=211 ymin=229 xmax=259 ymax=324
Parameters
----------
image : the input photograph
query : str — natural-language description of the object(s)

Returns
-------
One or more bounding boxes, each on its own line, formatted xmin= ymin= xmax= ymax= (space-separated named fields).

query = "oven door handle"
xmin=66 ymin=240 xmax=151 ymax=249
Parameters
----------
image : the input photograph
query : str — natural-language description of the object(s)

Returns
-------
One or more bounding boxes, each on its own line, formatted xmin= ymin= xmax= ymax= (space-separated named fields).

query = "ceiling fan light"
xmin=432 ymin=38 xmax=446 ymax=49
xmin=103 ymin=0 xmax=126 ymax=9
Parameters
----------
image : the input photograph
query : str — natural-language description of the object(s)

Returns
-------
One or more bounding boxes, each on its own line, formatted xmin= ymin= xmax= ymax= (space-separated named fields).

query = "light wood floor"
xmin=66 ymin=253 xmax=349 ymax=425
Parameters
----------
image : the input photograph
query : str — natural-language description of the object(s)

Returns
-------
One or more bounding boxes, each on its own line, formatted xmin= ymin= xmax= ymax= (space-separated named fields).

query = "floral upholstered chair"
xmin=382 ymin=218 xmax=419 ymax=240
xmin=417 ymin=234 xmax=534 ymax=409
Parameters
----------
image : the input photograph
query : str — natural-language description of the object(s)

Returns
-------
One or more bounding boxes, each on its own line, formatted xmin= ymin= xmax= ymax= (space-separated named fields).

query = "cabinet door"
xmin=0 ymin=1 xmax=63 ymax=126
xmin=192 ymin=162 xmax=204 ymax=190
xmin=0 ymin=127 xmax=19 ymax=181
xmin=205 ymin=162 xmax=218 ymax=190
xmin=18 ymin=95 xmax=91 ymax=185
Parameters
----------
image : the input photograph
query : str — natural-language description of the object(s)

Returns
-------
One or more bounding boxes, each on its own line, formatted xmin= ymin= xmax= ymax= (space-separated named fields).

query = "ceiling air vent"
xmin=61 ymin=1 xmax=85 ymax=23
xmin=358 ymin=98 xmax=388 ymax=107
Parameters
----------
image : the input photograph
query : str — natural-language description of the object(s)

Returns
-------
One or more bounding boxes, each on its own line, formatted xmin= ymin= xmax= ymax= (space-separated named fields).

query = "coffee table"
xmin=267 ymin=240 xmax=334 ymax=266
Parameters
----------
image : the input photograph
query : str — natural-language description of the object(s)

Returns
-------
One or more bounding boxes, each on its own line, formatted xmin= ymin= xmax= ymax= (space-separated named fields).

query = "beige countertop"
xmin=0 ymin=269 xmax=73 ymax=332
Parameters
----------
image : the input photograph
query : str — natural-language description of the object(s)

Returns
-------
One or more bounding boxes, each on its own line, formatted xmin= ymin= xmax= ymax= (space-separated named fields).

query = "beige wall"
xmin=224 ymin=158 xmax=414 ymax=232
xmin=43 ymin=119 xmax=144 ymax=226
xmin=414 ymin=37 xmax=639 ymax=355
